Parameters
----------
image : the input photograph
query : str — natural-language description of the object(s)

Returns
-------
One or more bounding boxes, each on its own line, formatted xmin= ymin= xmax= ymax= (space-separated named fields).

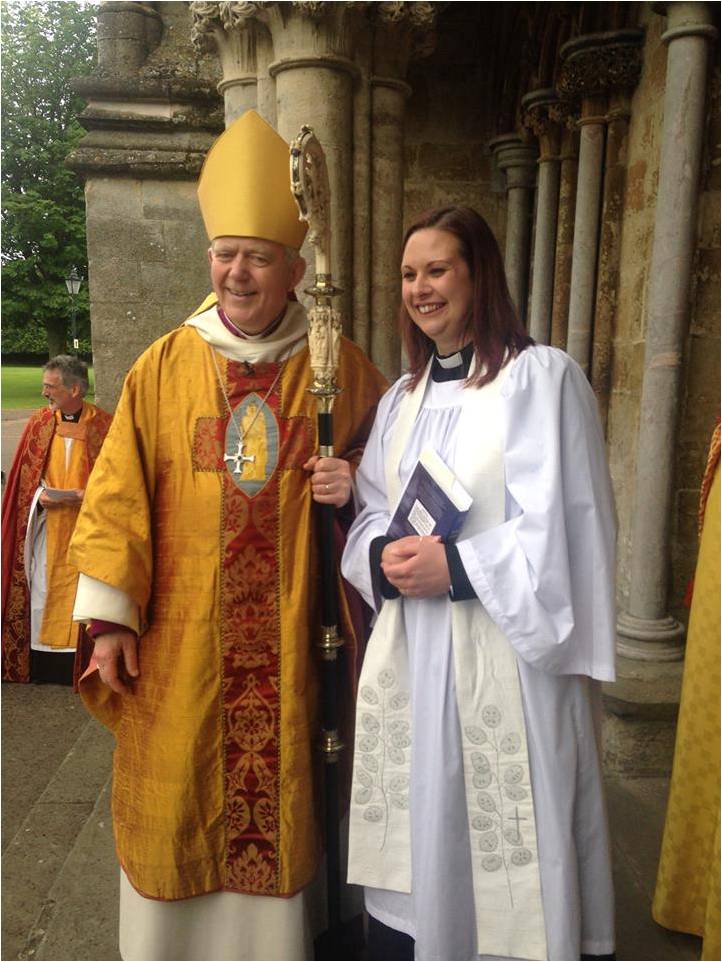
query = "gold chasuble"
xmin=70 ymin=317 xmax=386 ymax=901
xmin=1 ymin=403 xmax=112 ymax=682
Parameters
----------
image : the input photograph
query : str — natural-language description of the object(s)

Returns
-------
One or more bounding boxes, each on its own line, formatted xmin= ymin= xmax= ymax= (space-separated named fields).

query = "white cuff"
xmin=72 ymin=574 xmax=140 ymax=634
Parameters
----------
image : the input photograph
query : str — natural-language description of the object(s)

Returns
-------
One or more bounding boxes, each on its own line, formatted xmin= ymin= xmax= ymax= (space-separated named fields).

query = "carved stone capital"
xmin=190 ymin=1 xmax=265 ymax=53
xmin=547 ymin=99 xmax=579 ymax=131
xmin=489 ymin=134 xmax=537 ymax=191
xmin=371 ymin=2 xmax=438 ymax=79
xmin=190 ymin=0 xmax=270 ymax=110
xmin=376 ymin=1 xmax=437 ymax=27
xmin=521 ymin=88 xmax=561 ymax=154
xmin=558 ymin=29 xmax=645 ymax=103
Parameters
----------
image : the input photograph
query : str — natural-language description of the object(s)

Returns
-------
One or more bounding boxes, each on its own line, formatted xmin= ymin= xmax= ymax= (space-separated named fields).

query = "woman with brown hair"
xmin=341 ymin=206 xmax=617 ymax=961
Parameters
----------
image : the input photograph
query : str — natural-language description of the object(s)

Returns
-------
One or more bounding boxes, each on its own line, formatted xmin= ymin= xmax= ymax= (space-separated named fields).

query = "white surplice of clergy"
xmin=341 ymin=345 xmax=616 ymax=961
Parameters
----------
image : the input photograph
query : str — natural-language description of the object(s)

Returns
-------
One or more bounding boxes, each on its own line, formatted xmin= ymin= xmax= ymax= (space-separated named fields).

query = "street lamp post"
xmin=65 ymin=267 xmax=82 ymax=354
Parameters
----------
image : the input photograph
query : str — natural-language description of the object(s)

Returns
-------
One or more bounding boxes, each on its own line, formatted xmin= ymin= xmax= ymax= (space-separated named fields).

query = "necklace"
xmin=209 ymin=346 xmax=287 ymax=476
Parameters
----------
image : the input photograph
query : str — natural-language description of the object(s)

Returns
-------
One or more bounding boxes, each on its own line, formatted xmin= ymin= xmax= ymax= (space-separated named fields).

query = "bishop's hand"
xmin=304 ymin=455 xmax=352 ymax=507
xmin=94 ymin=630 xmax=139 ymax=694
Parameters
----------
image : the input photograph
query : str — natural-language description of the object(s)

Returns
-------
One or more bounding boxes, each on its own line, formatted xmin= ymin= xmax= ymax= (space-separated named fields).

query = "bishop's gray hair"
xmin=44 ymin=355 xmax=89 ymax=396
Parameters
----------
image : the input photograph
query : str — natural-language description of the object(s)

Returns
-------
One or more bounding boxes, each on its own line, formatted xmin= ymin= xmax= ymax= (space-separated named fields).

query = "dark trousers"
xmin=30 ymin=650 xmax=74 ymax=686
xmin=367 ymin=916 xmax=414 ymax=961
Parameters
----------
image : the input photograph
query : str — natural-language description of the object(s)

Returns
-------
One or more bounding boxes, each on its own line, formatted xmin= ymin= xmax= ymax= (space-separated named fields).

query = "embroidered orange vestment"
xmin=69 ymin=325 xmax=386 ymax=900
xmin=1 ymin=403 xmax=112 ymax=682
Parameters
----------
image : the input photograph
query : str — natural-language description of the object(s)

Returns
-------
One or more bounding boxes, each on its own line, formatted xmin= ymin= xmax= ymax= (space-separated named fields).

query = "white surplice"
xmin=341 ymin=345 xmax=616 ymax=961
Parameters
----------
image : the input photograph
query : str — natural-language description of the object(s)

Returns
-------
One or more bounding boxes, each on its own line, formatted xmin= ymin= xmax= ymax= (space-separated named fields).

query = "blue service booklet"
xmin=387 ymin=445 xmax=473 ymax=542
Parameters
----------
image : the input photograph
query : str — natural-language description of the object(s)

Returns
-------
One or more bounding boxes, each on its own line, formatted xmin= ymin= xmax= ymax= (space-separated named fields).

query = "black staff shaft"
xmin=318 ymin=412 xmax=338 ymax=627
xmin=317 ymin=408 xmax=342 ymax=935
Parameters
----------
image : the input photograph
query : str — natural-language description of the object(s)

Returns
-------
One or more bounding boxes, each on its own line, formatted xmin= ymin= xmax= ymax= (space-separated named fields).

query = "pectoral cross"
xmin=224 ymin=438 xmax=256 ymax=476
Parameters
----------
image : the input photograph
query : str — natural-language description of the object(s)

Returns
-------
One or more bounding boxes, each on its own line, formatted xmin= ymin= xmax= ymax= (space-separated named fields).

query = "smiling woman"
xmin=400 ymin=229 xmax=474 ymax=355
xmin=342 ymin=205 xmax=619 ymax=961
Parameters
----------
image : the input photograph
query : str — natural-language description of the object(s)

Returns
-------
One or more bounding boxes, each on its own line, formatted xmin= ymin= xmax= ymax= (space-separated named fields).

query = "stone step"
xmin=2 ymin=699 xmax=116 ymax=962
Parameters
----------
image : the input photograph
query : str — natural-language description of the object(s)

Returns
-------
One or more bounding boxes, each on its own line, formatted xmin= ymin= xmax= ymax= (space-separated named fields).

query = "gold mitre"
xmin=197 ymin=110 xmax=308 ymax=250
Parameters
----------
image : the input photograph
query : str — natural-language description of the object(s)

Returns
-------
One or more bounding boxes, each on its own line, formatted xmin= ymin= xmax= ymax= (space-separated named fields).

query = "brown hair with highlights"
xmin=400 ymin=206 xmax=533 ymax=390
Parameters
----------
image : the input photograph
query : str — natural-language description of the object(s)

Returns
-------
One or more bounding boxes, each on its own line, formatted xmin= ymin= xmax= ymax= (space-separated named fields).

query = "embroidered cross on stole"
xmin=192 ymin=357 xmax=314 ymax=893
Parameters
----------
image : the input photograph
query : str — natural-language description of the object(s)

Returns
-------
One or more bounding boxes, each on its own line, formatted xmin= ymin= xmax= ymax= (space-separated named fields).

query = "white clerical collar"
xmin=184 ymin=300 xmax=309 ymax=364
xmin=437 ymin=351 xmax=462 ymax=369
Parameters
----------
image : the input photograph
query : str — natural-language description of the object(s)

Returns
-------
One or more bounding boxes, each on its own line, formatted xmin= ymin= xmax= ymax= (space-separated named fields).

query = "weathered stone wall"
xmin=403 ymin=5 xmax=507 ymax=249
xmin=86 ymin=177 xmax=210 ymax=409
xmin=69 ymin=0 xmax=222 ymax=409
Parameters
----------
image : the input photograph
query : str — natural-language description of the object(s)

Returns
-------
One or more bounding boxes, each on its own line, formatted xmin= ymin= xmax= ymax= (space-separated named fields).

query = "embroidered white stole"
xmin=347 ymin=358 xmax=548 ymax=960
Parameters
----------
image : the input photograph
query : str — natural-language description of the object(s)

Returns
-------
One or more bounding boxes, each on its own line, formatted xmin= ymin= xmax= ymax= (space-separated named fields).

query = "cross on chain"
xmin=224 ymin=438 xmax=256 ymax=476
xmin=508 ymin=806 xmax=527 ymax=833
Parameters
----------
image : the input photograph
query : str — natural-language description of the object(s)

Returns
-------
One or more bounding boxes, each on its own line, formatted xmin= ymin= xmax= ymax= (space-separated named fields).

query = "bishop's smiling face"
xmin=401 ymin=227 xmax=474 ymax=355
xmin=208 ymin=236 xmax=305 ymax=335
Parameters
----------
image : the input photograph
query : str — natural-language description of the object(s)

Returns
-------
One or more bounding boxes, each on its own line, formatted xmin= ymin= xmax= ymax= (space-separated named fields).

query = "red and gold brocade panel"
xmin=1 ymin=411 xmax=55 ymax=682
xmin=193 ymin=358 xmax=314 ymax=894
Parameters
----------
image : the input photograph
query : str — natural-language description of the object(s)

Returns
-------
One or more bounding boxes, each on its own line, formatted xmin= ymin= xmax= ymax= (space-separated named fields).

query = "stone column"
xmin=191 ymin=4 xmax=279 ymax=131
xmin=549 ymin=106 xmax=579 ymax=350
xmin=564 ymin=96 xmax=606 ymax=373
xmin=587 ymin=33 xmax=644 ymax=427
xmin=590 ymin=94 xmax=633 ymax=429
xmin=191 ymin=4 xmax=260 ymax=123
xmin=368 ymin=5 xmax=437 ymax=381
xmin=68 ymin=2 xmax=222 ymax=409
xmin=352 ymin=21 xmax=374 ymax=358
xmin=255 ymin=27 xmax=276 ymax=126
xmin=522 ymin=90 xmax=561 ymax=345
xmin=369 ymin=73 xmax=411 ymax=379
xmin=489 ymin=135 xmax=538 ymax=324
xmin=559 ymin=29 xmax=644 ymax=374
xmin=262 ymin=2 xmax=364 ymax=329
xmin=96 ymin=1 xmax=163 ymax=78
xmin=617 ymin=2 xmax=717 ymax=661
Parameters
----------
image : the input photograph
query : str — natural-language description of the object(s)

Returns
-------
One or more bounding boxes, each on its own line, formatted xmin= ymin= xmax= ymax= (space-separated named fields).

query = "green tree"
xmin=1 ymin=1 xmax=97 ymax=357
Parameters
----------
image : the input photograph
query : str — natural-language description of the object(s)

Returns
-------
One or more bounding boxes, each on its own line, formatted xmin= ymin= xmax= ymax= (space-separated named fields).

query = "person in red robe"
xmin=1 ymin=355 xmax=112 ymax=685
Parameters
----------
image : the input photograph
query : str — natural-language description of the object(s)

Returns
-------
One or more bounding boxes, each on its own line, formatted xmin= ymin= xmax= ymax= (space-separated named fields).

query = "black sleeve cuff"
xmin=370 ymin=535 xmax=400 ymax=608
xmin=445 ymin=542 xmax=476 ymax=602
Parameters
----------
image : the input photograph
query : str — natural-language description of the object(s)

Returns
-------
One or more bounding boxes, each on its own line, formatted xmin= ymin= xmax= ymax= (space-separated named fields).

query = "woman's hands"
xmin=381 ymin=535 xmax=450 ymax=598
xmin=304 ymin=456 xmax=352 ymax=507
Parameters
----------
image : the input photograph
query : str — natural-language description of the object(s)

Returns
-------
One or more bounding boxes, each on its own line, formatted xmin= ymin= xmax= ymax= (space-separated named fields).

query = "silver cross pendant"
xmin=224 ymin=438 xmax=256 ymax=476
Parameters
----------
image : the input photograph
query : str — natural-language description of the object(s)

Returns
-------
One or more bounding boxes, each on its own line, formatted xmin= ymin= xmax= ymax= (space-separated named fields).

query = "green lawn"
xmin=1 ymin=365 xmax=95 ymax=410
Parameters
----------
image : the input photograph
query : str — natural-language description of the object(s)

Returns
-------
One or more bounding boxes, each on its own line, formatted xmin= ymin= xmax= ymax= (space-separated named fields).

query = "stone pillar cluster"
xmin=617 ymin=1 xmax=717 ymax=664
xmin=490 ymin=28 xmax=645 ymax=376
xmin=190 ymin=0 xmax=439 ymax=381
xmin=557 ymin=28 xmax=644 ymax=375
xmin=484 ymin=5 xmax=717 ymax=764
